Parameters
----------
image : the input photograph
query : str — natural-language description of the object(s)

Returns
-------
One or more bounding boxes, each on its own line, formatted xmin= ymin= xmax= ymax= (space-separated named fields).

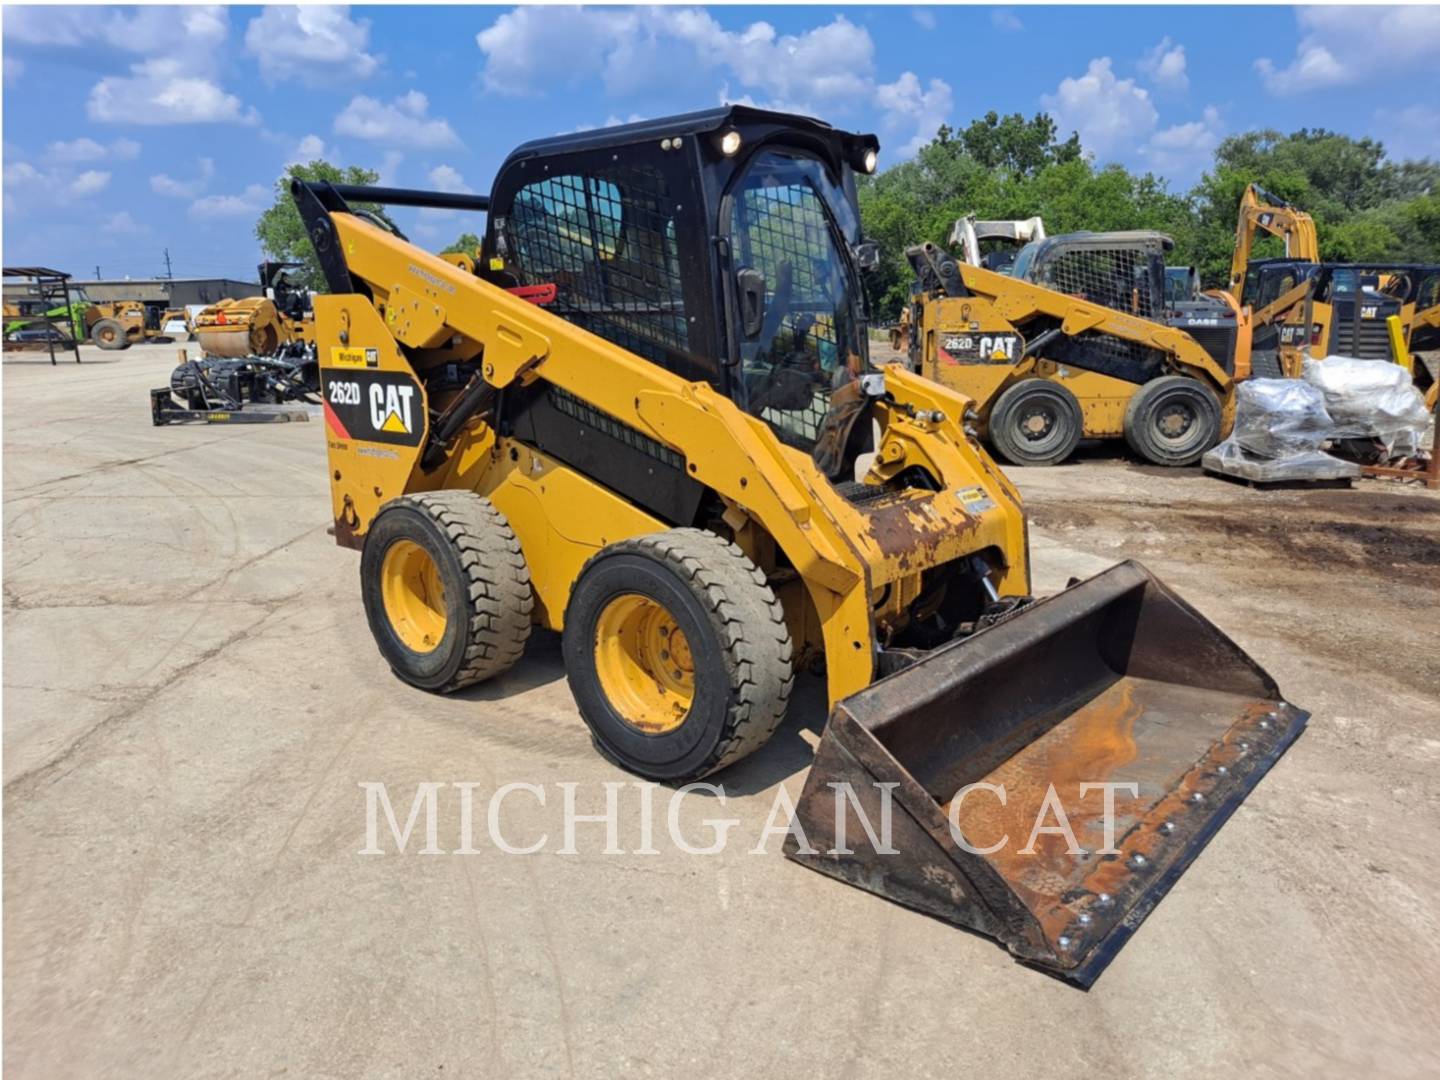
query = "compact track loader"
xmin=901 ymin=234 xmax=1252 ymax=467
xmin=1246 ymin=260 xmax=1440 ymax=376
xmin=293 ymin=106 xmax=1304 ymax=984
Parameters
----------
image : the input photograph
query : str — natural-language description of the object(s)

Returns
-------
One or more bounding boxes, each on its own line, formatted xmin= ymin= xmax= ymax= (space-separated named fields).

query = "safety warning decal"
xmin=955 ymin=485 xmax=996 ymax=513
xmin=320 ymin=369 xmax=425 ymax=447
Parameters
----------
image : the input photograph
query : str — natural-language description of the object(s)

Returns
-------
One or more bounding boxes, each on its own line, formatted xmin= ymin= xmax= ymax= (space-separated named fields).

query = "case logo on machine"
xmin=322 ymin=370 xmax=424 ymax=446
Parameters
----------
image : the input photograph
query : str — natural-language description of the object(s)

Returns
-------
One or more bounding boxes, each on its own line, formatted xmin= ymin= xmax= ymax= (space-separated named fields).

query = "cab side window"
xmin=504 ymin=167 xmax=690 ymax=370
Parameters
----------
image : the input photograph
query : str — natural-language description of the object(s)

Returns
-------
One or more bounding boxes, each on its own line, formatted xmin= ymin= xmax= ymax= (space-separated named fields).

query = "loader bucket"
xmin=785 ymin=560 xmax=1306 ymax=986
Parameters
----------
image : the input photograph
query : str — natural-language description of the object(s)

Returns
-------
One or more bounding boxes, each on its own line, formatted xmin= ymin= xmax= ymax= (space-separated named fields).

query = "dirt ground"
xmin=4 ymin=343 xmax=1439 ymax=1078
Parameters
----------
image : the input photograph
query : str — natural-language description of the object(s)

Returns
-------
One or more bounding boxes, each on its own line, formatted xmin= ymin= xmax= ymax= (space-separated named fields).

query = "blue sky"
xmin=4 ymin=4 xmax=1438 ymax=281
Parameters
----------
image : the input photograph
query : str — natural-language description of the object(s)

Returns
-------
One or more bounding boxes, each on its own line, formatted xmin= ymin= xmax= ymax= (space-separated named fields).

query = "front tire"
xmin=361 ymin=491 xmax=533 ymax=692
xmin=988 ymin=379 xmax=1083 ymax=467
xmin=1123 ymin=375 xmax=1222 ymax=467
xmin=562 ymin=529 xmax=793 ymax=781
xmin=91 ymin=318 xmax=129 ymax=351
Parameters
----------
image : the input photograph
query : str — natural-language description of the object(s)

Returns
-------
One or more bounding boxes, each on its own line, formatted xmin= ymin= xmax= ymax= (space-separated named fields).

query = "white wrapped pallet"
xmin=1202 ymin=378 xmax=1359 ymax=483
xmin=1302 ymin=356 xmax=1430 ymax=458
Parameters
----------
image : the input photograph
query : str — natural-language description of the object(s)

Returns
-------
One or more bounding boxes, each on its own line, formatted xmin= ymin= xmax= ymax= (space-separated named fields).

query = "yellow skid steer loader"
xmin=293 ymin=107 xmax=1304 ymax=985
xmin=901 ymin=236 xmax=1254 ymax=466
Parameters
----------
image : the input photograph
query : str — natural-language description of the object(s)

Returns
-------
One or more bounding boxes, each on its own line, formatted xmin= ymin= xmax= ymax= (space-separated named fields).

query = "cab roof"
xmin=499 ymin=104 xmax=878 ymax=169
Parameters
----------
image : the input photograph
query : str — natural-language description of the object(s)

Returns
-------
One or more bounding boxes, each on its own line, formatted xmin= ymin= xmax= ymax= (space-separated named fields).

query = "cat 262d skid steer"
xmin=293 ymin=106 xmax=1304 ymax=985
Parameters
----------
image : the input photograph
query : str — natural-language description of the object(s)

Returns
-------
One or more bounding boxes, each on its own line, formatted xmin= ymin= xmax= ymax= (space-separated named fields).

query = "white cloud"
xmin=4 ymin=7 xmax=110 ymax=46
xmin=334 ymin=91 xmax=459 ymax=149
xmin=1138 ymin=106 xmax=1224 ymax=179
xmin=1256 ymin=6 xmax=1440 ymax=95
xmin=4 ymin=162 xmax=44 ymax=190
xmin=6 ymin=5 xmax=229 ymax=51
xmin=44 ymin=138 xmax=106 ymax=163
xmin=44 ymin=137 xmax=141 ymax=164
xmin=102 ymin=211 xmax=148 ymax=236
xmin=21 ymin=7 xmax=261 ymax=127
xmin=477 ymin=8 xmax=874 ymax=109
xmin=1139 ymin=37 xmax=1189 ymax=93
xmin=911 ymin=9 xmax=937 ymax=32
xmin=293 ymin=134 xmax=332 ymax=162
xmin=89 ymin=58 xmax=259 ymax=125
xmin=875 ymin=71 xmax=955 ymax=156
xmin=69 ymin=170 xmax=110 ymax=197
xmin=478 ymin=7 xmax=946 ymax=160
xmin=189 ymin=183 xmax=269 ymax=219
xmin=151 ymin=158 xmax=216 ymax=200
xmin=244 ymin=6 xmax=380 ymax=85
xmin=991 ymin=10 xmax=1024 ymax=33
xmin=5 ymin=159 xmax=112 ymax=205
xmin=1041 ymin=58 xmax=1157 ymax=159
xmin=4 ymin=56 xmax=24 ymax=84
xmin=420 ymin=165 xmax=475 ymax=219
xmin=427 ymin=165 xmax=473 ymax=194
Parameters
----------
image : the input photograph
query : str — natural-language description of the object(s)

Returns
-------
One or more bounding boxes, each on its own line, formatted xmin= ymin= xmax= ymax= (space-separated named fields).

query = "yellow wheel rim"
xmin=594 ymin=594 xmax=695 ymax=734
xmin=381 ymin=539 xmax=448 ymax=653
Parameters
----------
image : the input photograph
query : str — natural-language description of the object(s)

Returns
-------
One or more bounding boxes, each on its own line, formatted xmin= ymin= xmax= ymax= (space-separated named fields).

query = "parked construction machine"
xmin=151 ymin=262 xmax=319 ymax=424
xmin=192 ymin=261 xmax=313 ymax=359
xmin=85 ymin=299 xmax=190 ymax=350
xmin=950 ymin=215 xmax=1047 ymax=272
xmin=1228 ymin=182 xmax=1320 ymax=302
xmin=291 ymin=106 xmax=1304 ymax=985
xmin=901 ymin=231 xmax=1251 ymax=466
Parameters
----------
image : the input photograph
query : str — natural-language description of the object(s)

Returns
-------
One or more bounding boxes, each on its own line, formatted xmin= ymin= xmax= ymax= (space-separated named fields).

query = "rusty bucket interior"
xmin=786 ymin=560 xmax=1306 ymax=986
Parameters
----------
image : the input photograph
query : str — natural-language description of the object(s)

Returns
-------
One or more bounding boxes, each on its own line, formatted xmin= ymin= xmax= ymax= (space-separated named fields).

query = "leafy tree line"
xmin=857 ymin=112 xmax=1440 ymax=320
xmin=258 ymin=116 xmax=1438 ymax=319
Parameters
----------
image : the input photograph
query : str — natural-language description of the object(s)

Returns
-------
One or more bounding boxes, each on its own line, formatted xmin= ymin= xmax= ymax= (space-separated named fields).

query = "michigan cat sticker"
xmin=321 ymin=369 xmax=425 ymax=447
xmin=331 ymin=346 xmax=380 ymax=368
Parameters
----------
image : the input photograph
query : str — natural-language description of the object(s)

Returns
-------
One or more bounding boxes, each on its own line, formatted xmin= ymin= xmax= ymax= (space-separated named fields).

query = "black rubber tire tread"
xmin=565 ymin=528 xmax=794 ymax=780
xmin=91 ymin=318 xmax=130 ymax=351
xmin=988 ymin=378 xmax=1083 ymax=467
xmin=364 ymin=491 xmax=532 ymax=692
xmin=1122 ymin=375 xmax=1223 ymax=467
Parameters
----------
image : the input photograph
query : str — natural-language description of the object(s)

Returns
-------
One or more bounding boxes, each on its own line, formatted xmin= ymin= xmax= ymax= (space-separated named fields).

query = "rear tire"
xmin=563 ymin=529 xmax=793 ymax=781
xmin=988 ymin=379 xmax=1083 ymax=467
xmin=361 ymin=491 xmax=533 ymax=692
xmin=1123 ymin=375 xmax=1222 ymax=467
xmin=91 ymin=318 xmax=129 ymax=351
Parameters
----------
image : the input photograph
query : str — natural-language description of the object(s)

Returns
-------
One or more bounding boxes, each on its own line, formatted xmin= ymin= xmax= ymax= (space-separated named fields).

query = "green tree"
xmin=945 ymin=111 xmax=1082 ymax=177
xmin=442 ymin=232 xmax=482 ymax=256
xmin=858 ymin=118 xmax=1195 ymax=320
xmin=254 ymin=161 xmax=385 ymax=292
xmin=1188 ymin=128 xmax=1439 ymax=285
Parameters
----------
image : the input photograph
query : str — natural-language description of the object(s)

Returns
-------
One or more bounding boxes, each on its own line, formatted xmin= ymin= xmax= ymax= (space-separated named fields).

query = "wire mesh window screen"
xmin=505 ymin=167 xmax=688 ymax=368
xmin=1036 ymin=246 xmax=1160 ymax=321
xmin=731 ymin=174 xmax=847 ymax=450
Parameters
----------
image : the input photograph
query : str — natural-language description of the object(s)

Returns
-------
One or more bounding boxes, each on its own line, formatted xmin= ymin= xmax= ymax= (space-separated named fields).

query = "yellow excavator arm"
xmin=1229 ymin=183 xmax=1320 ymax=299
